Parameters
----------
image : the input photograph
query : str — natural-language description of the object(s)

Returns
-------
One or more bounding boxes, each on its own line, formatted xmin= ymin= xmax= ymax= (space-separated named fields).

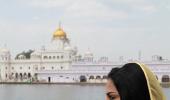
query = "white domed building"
xmin=0 ymin=26 xmax=112 ymax=83
xmin=0 ymin=26 xmax=170 ymax=83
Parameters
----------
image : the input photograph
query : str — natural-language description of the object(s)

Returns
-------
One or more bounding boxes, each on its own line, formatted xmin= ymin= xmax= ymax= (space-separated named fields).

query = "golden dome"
xmin=53 ymin=27 xmax=66 ymax=38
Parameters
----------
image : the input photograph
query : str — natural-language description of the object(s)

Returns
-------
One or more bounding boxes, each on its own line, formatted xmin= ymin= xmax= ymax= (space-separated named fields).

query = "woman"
xmin=106 ymin=63 xmax=166 ymax=100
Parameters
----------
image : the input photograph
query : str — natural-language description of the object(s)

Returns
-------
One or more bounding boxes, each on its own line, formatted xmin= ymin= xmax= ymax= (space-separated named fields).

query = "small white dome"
xmin=0 ymin=48 xmax=10 ymax=53
xmin=84 ymin=50 xmax=93 ymax=57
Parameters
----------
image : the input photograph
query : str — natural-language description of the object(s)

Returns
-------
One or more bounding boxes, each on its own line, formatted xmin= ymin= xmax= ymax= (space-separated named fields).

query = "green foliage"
xmin=15 ymin=49 xmax=34 ymax=59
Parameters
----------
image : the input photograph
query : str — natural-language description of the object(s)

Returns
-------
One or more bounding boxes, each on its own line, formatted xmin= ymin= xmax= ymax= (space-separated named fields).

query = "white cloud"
xmin=132 ymin=4 xmax=157 ymax=13
xmin=0 ymin=20 xmax=55 ymax=57
xmin=22 ymin=0 xmax=128 ymax=21
xmin=141 ymin=5 xmax=157 ymax=12
xmin=108 ymin=0 xmax=158 ymax=13
xmin=28 ymin=0 xmax=73 ymax=8
xmin=60 ymin=0 xmax=128 ymax=24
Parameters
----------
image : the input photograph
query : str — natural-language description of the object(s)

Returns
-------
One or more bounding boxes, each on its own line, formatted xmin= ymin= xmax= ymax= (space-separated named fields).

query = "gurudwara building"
xmin=0 ymin=26 xmax=113 ymax=83
xmin=0 ymin=26 xmax=170 ymax=83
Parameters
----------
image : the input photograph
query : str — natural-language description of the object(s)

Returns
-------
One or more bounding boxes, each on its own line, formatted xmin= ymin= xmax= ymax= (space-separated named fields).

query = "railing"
xmin=35 ymin=70 xmax=110 ymax=74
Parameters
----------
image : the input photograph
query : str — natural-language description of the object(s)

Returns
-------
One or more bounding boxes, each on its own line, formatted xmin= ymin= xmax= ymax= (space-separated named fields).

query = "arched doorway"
xmin=48 ymin=77 xmax=51 ymax=83
xmin=80 ymin=75 xmax=87 ymax=82
xmin=15 ymin=73 xmax=18 ymax=79
xmin=89 ymin=76 xmax=94 ymax=80
xmin=103 ymin=75 xmax=107 ymax=79
xmin=19 ymin=73 xmax=23 ymax=79
xmin=96 ymin=76 xmax=101 ymax=79
xmin=28 ymin=73 xmax=31 ymax=78
xmin=24 ymin=73 xmax=27 ymax=78
xmin=162 ymin=75 xmax=170 ymax=82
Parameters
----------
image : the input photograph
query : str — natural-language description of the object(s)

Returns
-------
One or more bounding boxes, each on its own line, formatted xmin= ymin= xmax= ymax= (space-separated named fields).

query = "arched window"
xmin=96 ymin=76 xmax=101 ymax=79
xmin=80 ymin=75 xmax=87 ymax=82
xmin=57 ymin=56 xmax=59 ymax=59
xmin=89 ymin=76 xmax=94 ymax=80
xmin=49 ymin=56 xmax=52 ymax=59
xmin=53 ymin=56 xmax=55 ymax=59
xmin=103 ymin=75 xmax=107 ymax=79
xmin=24 ymin=73 xmax=27 ymax=78
xmin=15 ymin=73 xmax=18 ymax=79
xmin=44 ymin=56 xmax=48 ymax=59
xmin=162 ymin=75 xmax=170 ymax=82
xmin=20 ymin=73 xmax=23 ymax=79
xmin=61 ymin=55 xmax=64 ymax=59
xmin=28 ymin=73 xmax=31 ymax=78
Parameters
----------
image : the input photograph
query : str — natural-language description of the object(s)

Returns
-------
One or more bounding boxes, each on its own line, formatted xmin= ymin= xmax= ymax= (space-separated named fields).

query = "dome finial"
xmin=59 ymin=21 xmax=61 ymax=28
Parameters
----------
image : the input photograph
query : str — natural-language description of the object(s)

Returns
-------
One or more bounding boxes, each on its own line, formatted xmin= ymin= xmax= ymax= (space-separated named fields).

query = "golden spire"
xmin=53 ymin=22 xmax=66 ymax=38
xmin=59 ymin=21 xmax=61 ymax=28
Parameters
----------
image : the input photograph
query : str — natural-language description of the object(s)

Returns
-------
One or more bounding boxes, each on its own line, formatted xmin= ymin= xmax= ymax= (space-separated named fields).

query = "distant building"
xmin=0 ymin=26 xmax=111 ymax=83
xmin=0 ymin=26 xmax=170 ymax=83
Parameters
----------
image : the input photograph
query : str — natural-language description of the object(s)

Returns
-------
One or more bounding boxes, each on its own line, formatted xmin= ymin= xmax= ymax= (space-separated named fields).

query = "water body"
xmin=0 ymin=84 xmax=169 ymax=100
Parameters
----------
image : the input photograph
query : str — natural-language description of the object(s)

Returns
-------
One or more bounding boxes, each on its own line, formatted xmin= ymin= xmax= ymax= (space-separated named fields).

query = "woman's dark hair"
xmin=108 ymin=63 xmax=150 ymax=100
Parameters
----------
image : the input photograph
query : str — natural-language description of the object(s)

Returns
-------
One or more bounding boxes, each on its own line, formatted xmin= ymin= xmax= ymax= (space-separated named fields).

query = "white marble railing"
xmin=35 ymin=70 xmax=110 ymax=74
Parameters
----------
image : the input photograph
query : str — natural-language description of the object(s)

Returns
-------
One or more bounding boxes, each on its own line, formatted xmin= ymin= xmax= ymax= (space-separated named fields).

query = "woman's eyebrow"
xmin=106 ymin=92 xmax=116 ymax=95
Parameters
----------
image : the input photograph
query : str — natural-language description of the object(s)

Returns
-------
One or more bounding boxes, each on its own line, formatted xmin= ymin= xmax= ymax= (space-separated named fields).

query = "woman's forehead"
xmin=106 ymin=79 xmax=118 ymax=93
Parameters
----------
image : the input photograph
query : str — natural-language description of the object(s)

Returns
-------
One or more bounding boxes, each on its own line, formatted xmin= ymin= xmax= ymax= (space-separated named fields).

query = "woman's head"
xmin=106 ymin=63 xmax=150 ymax=100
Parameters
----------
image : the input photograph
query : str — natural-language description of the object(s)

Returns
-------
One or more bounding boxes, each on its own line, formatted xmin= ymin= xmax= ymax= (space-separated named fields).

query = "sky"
xmin=0 ymin=0 xmax=170 ymax=61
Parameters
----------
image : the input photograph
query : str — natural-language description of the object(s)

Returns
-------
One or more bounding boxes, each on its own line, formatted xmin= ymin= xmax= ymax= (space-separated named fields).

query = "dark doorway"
xmin=15 ymin=73 xmax=18 ymax=79
xmin=103 ymin=75 xmax=107 ymax=79
xmin=20 ymin=73 xmax=23 ymax=79
xmin=89 ymin=76 xmax=94 ymax=80
xmin=162 ymin=75 xmax=170 ymax=82
xmin=96 ymin=76 xmax=101 ymax=79
xmin=80 ymin=75 xmax=87 ymax=82
xmin=28 ymin=73 xmax=31 ymax=78
xmin=48 ymin=77 xmax=51 ymax=83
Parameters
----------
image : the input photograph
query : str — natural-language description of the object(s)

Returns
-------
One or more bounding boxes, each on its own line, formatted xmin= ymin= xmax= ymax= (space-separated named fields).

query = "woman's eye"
xmin=110 ymin=96 xmax=115 ymax=100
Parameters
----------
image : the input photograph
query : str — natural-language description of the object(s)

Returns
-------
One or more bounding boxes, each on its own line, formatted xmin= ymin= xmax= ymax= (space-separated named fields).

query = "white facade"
xmin=0 ymin=27 xmax=170 ymax=83
xmin=0 ymin=27 xmax=74 ymax=82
